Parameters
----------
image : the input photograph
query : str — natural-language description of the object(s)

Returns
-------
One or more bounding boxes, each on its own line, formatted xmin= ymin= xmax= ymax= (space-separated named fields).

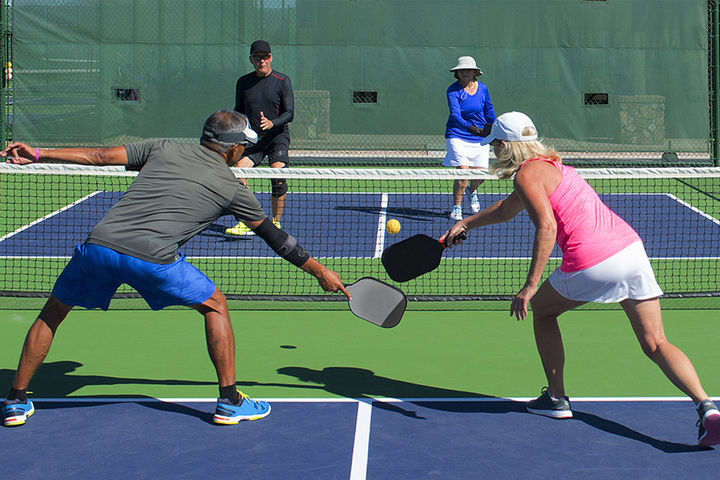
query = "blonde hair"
xmin=490 ymin=138 xmax=561 ymax=179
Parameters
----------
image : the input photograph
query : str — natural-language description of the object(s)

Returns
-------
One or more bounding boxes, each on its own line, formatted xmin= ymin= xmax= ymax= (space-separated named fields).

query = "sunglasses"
xmin=250 ymin=54 xmax=271 ymax=62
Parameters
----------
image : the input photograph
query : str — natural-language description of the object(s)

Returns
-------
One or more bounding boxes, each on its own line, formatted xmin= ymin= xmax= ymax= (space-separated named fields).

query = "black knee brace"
xmin=271 ymin=178 xmax=288 ymax=197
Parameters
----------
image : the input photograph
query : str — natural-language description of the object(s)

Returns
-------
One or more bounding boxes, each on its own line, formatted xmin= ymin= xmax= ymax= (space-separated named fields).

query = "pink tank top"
xmin=523 ymin=158 xmax=640 ymax=272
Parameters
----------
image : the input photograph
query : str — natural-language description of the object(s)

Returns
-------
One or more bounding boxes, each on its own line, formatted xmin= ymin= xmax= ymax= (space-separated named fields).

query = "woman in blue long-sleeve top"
xmin=443 ymin=56 xmax=496 ymax=220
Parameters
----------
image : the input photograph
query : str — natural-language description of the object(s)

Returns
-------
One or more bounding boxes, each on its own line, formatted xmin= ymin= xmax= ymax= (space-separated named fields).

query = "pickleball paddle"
xmin=346 ymin=277 xmax=407 ymax=328
xmin=381 ymin=233 xmax=465 ymax=282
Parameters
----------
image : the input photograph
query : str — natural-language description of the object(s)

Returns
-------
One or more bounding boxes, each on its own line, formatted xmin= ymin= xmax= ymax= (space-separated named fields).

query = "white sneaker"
xmin=449 ymin=205 xmax=463 ymax=221
xmin=466 ymin=189 xmax=480 ymax=213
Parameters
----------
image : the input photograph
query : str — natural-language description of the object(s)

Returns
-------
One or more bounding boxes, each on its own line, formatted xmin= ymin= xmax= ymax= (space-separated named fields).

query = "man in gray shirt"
xmin=1 ymin=110 xmax=349 ymax=427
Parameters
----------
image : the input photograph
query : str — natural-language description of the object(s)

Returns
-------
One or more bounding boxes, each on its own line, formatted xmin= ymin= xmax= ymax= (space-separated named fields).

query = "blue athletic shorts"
xmin=52 ymin=243 xmax=216 ymax=311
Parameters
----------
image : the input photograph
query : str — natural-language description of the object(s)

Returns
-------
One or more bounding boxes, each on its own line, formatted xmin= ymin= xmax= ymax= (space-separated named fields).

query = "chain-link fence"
xmin=1 ymin=0 xmax=716 ymax=166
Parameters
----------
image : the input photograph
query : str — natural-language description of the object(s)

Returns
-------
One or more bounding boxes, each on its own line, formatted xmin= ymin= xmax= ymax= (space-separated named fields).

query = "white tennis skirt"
xmin=442 ymin=138 xmax=490 ymax=168
xmin=548 ymin=241 xmax=663 ymax=303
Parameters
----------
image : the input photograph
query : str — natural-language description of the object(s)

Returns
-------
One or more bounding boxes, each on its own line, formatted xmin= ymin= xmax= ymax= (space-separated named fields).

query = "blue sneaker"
xmin=465 ymin=187 xmax=481 ymax=213
xmin=3 ymin=398 xmax=35 ymax=427
xmin=213 ymin=391 xmax=271 ymax=425
xmin=449 ymin=205 xmax=463 ymax=221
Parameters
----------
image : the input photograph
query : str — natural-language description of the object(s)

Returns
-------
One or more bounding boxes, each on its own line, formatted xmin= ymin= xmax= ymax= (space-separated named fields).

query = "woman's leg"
xmin=621 ymin=297 xmax=708 ymax=403
xmin=529 ymin=280 xmax=586 ymax=398
xmin=467 ymin=166 xmax=485 ymax=195
xmin=453 ymin=165 xmax=469 ymax=207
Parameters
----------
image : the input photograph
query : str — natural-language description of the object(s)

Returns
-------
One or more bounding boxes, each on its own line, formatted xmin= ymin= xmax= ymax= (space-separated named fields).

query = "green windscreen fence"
xmin=3 ymin=0 xmax=714 ymax=165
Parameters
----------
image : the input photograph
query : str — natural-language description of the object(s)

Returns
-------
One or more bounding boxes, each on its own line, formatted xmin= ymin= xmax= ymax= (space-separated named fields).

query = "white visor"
xmin=238 ymin=113 xmax=258 ymax=144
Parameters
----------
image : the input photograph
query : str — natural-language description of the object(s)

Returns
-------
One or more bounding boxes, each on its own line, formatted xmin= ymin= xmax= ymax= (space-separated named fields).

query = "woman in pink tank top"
xmin=441 ymin=112 xmax=719 ymax=446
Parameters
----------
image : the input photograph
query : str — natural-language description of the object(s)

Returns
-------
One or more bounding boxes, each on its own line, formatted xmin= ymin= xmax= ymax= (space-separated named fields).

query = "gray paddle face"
xmin=346 ymin=277 xmax=407 ymax=328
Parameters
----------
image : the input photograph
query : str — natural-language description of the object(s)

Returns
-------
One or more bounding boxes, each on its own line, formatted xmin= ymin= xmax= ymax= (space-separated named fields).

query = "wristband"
xmin=34 ymin=148 xmax=40 ymax=163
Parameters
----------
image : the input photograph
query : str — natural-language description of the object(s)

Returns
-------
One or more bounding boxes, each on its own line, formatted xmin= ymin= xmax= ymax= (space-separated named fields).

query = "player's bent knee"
xmin=638 ymin=336 xmax=667 ymax=359
xmin=209 ymin=289 xmax=228 ymax=310
xmin=194 ymin=288 xmax=228 ymax=316
xmin=39 ymin=295 xmax=73 ymax=331
xmin=271 ymin=178 xmax=288 ymax=197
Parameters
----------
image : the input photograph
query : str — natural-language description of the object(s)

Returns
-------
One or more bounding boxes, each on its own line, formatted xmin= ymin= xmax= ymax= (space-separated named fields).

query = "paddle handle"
xmin=441 ymin=231 xmax=466 ymax=248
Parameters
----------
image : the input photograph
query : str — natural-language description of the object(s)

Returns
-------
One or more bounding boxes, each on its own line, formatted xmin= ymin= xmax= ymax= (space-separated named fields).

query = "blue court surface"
xmin=1 ymin=398 xmax=718 ymax=479
xmin=1 ymin=192 xmax=719 ymax=259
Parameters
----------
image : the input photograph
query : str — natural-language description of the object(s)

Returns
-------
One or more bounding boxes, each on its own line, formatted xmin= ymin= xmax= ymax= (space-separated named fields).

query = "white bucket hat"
xmin=480 ymin=112 xmax=538 ymax=146
xmin=449 ymin=56 xmax=483 ymax=75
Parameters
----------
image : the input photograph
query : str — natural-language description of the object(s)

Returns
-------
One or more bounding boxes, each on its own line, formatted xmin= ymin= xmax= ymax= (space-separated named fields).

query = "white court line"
xmin=349 ymin=400 xmax=373 ymax=480
xmin=1 ymin=255 xmax=719 ymax=261
xmin=2 ymin=192 xmax=717 ymax=261
xmin=665 ymin=193 xmax=720 ymax=225
xmin=373 ymin=193 xmax=389 ymax=258
xmin=26 ymin=396 xmax=720 ymax=403
xmin=0 ymin=191 xmax=103 ymax=243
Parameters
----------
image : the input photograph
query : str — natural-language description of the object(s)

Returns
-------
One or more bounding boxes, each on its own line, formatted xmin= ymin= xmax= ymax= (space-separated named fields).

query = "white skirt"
xmin=442 ymin=138 xmax=490 ymax=168
xmin=548 ymin=241 xmax=663 ymax=303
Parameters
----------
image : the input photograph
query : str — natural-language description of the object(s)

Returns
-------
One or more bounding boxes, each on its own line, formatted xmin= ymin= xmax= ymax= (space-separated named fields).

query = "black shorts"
xmin=244 ymin=133 xmax=290 ymax=167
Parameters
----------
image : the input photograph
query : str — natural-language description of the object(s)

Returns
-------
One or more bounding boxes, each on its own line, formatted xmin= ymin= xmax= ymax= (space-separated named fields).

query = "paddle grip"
xmin=442 ymin=231 xmax=466 ymax=248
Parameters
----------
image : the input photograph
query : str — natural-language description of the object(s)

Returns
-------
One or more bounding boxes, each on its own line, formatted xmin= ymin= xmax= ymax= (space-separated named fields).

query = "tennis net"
xmin=1 ymin=163 xmax=719 ymax=304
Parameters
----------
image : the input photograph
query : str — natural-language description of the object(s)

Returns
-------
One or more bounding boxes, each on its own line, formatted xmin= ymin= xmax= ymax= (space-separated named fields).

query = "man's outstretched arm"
xmin=2 ymin=142 xmax=128 ymax=166
xmin=245 ymin=217 xmax=350 ymax=299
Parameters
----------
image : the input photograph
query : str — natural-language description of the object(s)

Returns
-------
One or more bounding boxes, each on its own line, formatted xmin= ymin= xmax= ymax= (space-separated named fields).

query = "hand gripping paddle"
xmin=381 ymin=233 xmax=466 ymax=282
xmin=346 ymin=277 xmax=407 ymax=328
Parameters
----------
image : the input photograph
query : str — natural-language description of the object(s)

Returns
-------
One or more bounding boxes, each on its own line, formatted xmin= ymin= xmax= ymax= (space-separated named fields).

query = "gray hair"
xmin=201 ymin=110 xmax=252 ymax=152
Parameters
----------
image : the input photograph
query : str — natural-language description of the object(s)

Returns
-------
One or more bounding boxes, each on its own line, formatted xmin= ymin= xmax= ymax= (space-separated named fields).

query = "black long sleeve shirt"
xmin=234 ymin=70 xmax=294 ymax=140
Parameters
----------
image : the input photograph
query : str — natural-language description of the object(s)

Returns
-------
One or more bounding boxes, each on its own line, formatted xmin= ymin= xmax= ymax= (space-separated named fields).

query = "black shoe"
xmin=697 ymin=400 xmax=720 ymax=447
xmin=526 ymin=387 xmax=572 ymax=419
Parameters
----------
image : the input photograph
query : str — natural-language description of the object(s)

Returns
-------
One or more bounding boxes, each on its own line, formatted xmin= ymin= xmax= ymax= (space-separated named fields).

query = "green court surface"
xmin=1 ymin=307 xmax=718 ymax=400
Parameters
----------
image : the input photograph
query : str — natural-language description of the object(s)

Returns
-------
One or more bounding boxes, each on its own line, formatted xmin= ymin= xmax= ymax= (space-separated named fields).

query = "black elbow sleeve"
xmin=253 ymin=218 xmax=309 ymax=267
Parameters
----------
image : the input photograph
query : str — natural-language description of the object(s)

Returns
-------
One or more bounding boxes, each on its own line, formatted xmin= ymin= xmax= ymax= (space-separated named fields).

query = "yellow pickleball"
xmin=386 ymin=219 xmax=401 ymax=234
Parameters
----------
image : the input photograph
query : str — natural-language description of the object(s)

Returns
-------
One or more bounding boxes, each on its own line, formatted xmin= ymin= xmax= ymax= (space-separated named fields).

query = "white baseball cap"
xmin=480 ymin=111 xmax=538 ymax=146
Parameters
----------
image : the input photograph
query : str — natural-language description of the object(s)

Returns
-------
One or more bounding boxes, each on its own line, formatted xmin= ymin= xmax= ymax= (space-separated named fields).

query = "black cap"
xmin=250 ymin=40 xmax=271 ymax=55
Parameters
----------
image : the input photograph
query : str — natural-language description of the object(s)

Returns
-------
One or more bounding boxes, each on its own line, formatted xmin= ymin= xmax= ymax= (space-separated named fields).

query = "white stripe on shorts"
xmin=548 ymin=241 xmax=663 ymax=303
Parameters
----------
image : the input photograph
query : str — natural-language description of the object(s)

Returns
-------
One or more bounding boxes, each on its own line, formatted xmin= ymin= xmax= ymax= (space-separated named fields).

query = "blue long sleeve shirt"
xmin=444 ymin=81 xmax=496 ymax=142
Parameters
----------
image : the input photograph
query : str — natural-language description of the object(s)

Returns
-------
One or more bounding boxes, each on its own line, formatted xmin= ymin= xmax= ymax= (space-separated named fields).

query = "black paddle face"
xmin=346 ymin=277 xmax=407 ymax=328
xmin=381 ymin=234 xmax=444 ymax=282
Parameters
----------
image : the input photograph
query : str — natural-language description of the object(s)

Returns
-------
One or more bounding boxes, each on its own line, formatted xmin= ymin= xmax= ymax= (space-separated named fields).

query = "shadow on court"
xmin=571 ymin=410 xmax=706 ymax=453
xmin=25 ymin=399 xmax=214 ymax=425
xmin=0 ymin=361 xmax=220 ymax=425
xmin=335 ymin=205 xmax=447 ymax=221
xmin=2 ymin=362 xmax=708 ymax=451
xmin=238 ymin=365 xmax=706 ymax=453
xmin=0 ymin=361 xmax=214 ymax=397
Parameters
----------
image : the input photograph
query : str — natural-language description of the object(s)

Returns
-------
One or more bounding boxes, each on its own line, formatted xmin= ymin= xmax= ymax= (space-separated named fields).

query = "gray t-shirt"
xmin=86 ymin=139 xmax=266 ymax=264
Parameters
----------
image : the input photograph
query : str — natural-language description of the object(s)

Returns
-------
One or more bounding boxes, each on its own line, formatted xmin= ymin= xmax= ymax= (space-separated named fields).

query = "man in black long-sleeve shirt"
xmin=226 ymin=40 xmax=295 ymax=236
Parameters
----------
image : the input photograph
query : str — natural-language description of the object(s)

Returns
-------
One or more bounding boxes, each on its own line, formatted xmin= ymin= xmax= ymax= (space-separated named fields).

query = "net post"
xmin=712 ymin=0 xmax=720 ymax=166
xmin=0 ymin=0 xmax=7 ymax=148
